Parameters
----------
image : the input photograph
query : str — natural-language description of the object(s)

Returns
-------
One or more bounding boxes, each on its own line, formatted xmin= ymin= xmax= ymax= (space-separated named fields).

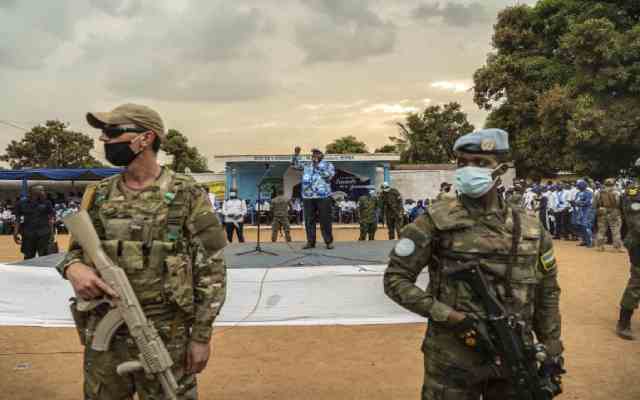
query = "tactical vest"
xmin=271 ymin=196 xmax=289 ymax=217
xmin=427 ymin=199 xmax=542 ymax=325
xmin=91 ymin=169 xmax=195 ymax=315
xmin=598 ymin=189 xmax=618 ymax=209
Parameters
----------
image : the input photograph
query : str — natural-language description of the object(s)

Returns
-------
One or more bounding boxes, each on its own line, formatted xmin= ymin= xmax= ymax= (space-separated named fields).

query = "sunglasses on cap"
xmin=101 ymin=125 xmax=149 ymax=139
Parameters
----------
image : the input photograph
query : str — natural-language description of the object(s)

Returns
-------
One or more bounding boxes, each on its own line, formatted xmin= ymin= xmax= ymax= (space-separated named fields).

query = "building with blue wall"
xmin=215 ymin=153 xmax=400 ymax=201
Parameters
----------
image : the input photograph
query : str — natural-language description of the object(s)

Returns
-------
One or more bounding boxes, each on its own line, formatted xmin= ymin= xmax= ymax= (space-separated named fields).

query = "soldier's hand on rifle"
xmin=66 ymin=262 xmax=119 ymax=300
xmin=447 ymin=310 xmax=467 ymax=324
xmin=186 ymin=341 xmax=211 ymax=374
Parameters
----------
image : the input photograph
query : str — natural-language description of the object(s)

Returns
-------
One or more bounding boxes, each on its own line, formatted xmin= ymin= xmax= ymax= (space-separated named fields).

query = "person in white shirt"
xmin=222 ymin=189 xmax=247 ymax=243
xmin=206 ymin=188 xmax=216 ymax=212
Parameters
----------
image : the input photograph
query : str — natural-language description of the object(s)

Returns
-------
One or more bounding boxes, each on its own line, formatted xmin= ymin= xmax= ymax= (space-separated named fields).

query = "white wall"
xmin=390 ymin=168 xmax=516 ymax=201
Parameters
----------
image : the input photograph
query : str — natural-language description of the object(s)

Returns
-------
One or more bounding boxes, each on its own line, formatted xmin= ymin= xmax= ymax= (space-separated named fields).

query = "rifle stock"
xmin=64 ymin=210 xmax=180 ymax=400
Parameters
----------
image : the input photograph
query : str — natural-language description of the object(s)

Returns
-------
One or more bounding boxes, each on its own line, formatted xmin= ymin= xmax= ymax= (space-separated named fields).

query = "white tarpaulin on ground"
xmin=0 ymin=264 xmax=428 ymax=327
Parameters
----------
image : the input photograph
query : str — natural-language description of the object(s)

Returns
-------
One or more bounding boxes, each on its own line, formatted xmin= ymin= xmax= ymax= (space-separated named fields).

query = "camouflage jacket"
xmin=271 ymin=195 xmax=290 ymax=218
xmin=380 ymin=188 xmax=403 ymax=216
xmin=622 ymin=185 xmax=640 ymax=248
xmin=57 ymin=167 xmax=227 ymax=343
xmin=358 ymin=195 xmax=378 ymax=224
xmin=383 ymin=196 xmax=563 ymax=356
xmin=594 ymin=187 xmax=620 ymax=210
xmin=435 ymin=191 xmax=456 ymax=202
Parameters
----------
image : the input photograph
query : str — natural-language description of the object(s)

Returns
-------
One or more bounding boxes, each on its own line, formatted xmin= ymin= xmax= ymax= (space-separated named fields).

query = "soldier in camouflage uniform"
xmin=594 ymin=178 xmax=624 ymax=252
xmin=358 ymin=189 xmax=378 ymax=241
xmin=507 ymin=180 xmax=524 ymax=208
xmin=380 ymin=182 xmax=404 ymax=240
xmin=616 ymin=176 xmax=640 ymax=340
xmin=271 ymin=189 xmax=292 ymax=242
xmin=384 ymin=128 xmax=564 ymax=399
xmin=435 ymin=182 xmax=455 ymax=202
xmin=57 ymin=104 xmax=227 ymax=399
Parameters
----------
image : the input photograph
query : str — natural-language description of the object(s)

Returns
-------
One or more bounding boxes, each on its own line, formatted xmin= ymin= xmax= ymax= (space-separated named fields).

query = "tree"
xmin=473 ymin=1 xmax=640 ymax=178
xmin=0 ymin=120 xmax=104 ymax=168
xmin=325 ymin=135 xmax=369 ymax=154
xmin=161 ymin=129 xmax=209 ymax=173
xmin=374 ymin=144 xmax=397 ymax=153
xmin=391 ymin=102 xmax=474 ymax=164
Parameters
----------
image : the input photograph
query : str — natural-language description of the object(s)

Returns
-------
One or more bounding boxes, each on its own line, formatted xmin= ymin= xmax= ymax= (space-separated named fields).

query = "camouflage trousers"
xmin=596 ymin=208 xmax=622 ymax=249
xmin=385 ymin=213 xmax=404 ymax=240
xmin=358 ymin=222 xmax=376 ymax=241
xmin=422 ymin=326 xmax=518 ymax=400
xmin=271 ymin=216 xmax=291 ymax=242
xmin=83 ymin=322 xmax=197 ymax=400
xmin=621 ymin=246 xmax=640 ymax=311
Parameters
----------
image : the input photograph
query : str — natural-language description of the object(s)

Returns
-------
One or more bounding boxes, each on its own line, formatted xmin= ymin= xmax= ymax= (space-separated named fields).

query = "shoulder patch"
xmin=394 ymin=238 xmax=416 ymax=257
xmin=540 ymin=248 xmax=557 ymax=273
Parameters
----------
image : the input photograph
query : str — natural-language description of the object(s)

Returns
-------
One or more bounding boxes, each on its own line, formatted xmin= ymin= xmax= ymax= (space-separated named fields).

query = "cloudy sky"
xmin=0 ymin=0 xmax=534 ymax=171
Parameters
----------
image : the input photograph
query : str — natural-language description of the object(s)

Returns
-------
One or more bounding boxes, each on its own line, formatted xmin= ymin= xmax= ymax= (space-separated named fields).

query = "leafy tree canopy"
xmin=325 ymin=135 xmax=369 ymax=154
xmin=392 ymin=102 xmax=474 ymax=164
xmin=161 ymin=129 xmax=209 ymax=173
xmin=474 ymin=0 xmax=640 ymax=178
xmin=374 ymin=144 xmax=397 ymax=153
xmin=0 ymin=120 xmax=103 ymax=169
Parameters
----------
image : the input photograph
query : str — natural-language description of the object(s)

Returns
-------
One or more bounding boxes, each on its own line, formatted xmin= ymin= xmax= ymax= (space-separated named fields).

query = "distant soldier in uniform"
xmin=594 ymin=178 xmax=623 ymax=252
xmin=56 ymin=104 xmax=227 ymax=399
xmin=435 ymin=182 xmax=455 ymax=201
xmin=14 ymin=185 xmax=55 ymax=259
xmin=358 ymin=189 xmax=378 ymax=241
xmin=507 ymin=180 xmax=524 ymax=208
xmin=616 ymin=172 xmax=640 ymax=340
xmin=271 ymin=189 xmax=292 ymax=242
xmin=384 ymin=128 xmax=564 ymax=399
xmin=379 ymin=182 xmax=404 ymax=240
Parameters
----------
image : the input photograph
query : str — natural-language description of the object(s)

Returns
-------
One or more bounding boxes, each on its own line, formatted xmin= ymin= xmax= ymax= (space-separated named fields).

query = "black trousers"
xmin=554 ymin=210 xmax=570 ymax=238
xmin=225 ymin=222 xmax=245 ymax=243
xmin=22 ymin=232 xmax=51 ymax=260
xmin=303 ymin=198 xmax=333 ymax=245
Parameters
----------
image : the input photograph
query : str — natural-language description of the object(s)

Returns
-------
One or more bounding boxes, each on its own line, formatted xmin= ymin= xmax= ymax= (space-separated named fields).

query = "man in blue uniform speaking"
xmin=292 ymin=146 xmax=336 ymax=249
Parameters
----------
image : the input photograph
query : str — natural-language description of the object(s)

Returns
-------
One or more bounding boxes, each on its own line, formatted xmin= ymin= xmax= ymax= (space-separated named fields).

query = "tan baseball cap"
xmin=86 ymin=103 xmax=165 ymax=141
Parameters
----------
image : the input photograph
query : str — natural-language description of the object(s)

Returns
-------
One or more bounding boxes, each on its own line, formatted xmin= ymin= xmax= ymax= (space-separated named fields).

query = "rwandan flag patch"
xmin=540 ymin=249 xmax=557 ymax=272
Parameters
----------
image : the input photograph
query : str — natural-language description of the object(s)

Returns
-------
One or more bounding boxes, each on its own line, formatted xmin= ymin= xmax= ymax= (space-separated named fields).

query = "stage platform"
xmin=1 ymin=240 xmax=428 ymax=327
xmin=9 ymin=240 xmax=396 ymax=270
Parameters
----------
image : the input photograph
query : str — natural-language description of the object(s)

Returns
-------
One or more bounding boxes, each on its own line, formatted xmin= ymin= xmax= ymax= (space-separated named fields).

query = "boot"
xmin=302 ymin=242 xmax=315 ymax=250
xmin=616 ymin=308 xmax=635 ymax=340
xmin=597 ymin=245 xmax=605 ymax=252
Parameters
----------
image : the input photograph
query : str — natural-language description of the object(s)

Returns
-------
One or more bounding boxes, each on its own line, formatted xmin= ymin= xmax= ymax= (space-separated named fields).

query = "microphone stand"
xmin=236 ymin=164 xmax=278 ymax=256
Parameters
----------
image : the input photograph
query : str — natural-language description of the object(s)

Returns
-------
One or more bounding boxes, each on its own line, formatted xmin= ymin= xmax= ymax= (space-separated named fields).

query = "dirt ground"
xmin=1 ymin=231 xmax=639 ymax=399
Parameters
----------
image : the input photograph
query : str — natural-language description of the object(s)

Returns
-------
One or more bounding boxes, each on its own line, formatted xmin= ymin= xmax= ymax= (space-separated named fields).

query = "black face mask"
xmin=105 ymin=142 xmax=140 ymax=166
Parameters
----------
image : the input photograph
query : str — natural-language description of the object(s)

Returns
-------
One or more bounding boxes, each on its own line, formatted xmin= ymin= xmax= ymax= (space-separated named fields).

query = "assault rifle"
xmin=64 ymin=210 xmax=180 ymax=400
xmin=445 ymin=262 xmax=565 ymax=400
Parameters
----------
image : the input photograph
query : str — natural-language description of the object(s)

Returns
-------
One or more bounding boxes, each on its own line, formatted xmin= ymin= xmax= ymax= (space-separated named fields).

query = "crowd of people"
xmin=0 ymin=194 xmax=81 ymax=236
xmin=505 ymin=178 xmax=628 ymax=251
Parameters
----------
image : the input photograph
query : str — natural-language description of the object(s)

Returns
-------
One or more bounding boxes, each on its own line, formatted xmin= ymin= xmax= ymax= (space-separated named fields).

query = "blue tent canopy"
xmin=0 ymin=168 xmax=122 ymax=181
xmin=0 ymin=168 xmax=122 ymax=198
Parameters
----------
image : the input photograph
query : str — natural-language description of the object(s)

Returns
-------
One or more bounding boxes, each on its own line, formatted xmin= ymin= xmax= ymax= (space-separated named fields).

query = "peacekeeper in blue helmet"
xmin=384 ymin=128 xmax=564 ymax=399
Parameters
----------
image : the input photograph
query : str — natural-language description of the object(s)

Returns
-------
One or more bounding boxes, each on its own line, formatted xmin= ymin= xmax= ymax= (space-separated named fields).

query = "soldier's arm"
xmin=187 ymin=185 xmax=228 ymax=343
xmin=533 ymin=227 xmax=564 ymax=356
xmin=383 ymin=215 xmax=454 ymax=322
xmin=56 ymin=185 xmax=100 ymax=278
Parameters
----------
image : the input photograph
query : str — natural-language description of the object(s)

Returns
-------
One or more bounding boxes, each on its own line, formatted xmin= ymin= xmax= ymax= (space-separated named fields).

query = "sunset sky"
xmin=0 ymin=0 xmax=533 ymax=171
